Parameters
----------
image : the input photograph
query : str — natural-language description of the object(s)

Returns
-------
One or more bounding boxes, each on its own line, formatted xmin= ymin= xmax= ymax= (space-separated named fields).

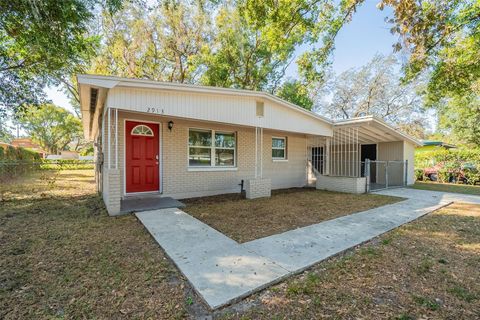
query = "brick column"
xmin=245 ymin=178 xmax=271 ymax=199
xmin=102 ymin=169 xmax=121 ymax=215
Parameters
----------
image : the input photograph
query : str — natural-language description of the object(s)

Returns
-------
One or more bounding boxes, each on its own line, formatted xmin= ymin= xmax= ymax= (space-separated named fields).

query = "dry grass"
xmin=0 ymin=170 xmax=194 ymax=319
xmin=412 ymin=181 xmax=480 ymax=195
xmin=218 ymin=202 xmax=480 ymax=319
xmin=3 ymin=170 xmax=479 ymax=319
xmin=183 ymin=188 xmax=402 ymax=243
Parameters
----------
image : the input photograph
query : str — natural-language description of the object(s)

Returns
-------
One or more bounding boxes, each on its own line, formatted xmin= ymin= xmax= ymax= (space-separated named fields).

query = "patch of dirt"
xmin=183 ymin=188 xmax=402 ymax=242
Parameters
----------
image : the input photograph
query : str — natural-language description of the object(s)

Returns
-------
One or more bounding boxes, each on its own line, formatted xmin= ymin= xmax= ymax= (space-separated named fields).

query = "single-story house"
xmin=46 ymin=151 xmax=94 ymax=161
xmin=78 ymin=74 xmax=421 ymax=215
xmin=11 ymin=138 xmax=47 ymax=158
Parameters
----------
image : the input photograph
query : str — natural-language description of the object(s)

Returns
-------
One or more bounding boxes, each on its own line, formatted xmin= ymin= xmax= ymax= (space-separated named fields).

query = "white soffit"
xmin=333 ymin=116 xmax=422 ymax=146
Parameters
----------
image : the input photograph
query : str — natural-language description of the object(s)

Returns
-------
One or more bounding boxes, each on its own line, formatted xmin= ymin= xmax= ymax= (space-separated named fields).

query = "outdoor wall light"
xmin=168 ymin=120 xmax=174 ymax=131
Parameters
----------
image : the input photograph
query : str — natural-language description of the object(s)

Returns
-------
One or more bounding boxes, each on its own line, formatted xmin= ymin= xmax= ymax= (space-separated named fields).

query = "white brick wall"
xmin=102 ymin=169 xmax=121 ymax=215
xmin=103 ymin=111 xmax=309 ymax=200
xmin=316 ymin=175 xmax=366 ymax=194
xmin=245 ymin=178 xmax=271 ymax=199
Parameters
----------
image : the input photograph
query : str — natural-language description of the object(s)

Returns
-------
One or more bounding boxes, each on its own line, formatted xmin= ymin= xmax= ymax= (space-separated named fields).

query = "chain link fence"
xmin=365 ymin=160 xmax=407 ymax=191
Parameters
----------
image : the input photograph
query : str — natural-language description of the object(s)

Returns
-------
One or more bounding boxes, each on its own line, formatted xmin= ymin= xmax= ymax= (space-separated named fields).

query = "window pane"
xmin=189 ymin=147 xmax=211 ymax=166
xmin=272 ymin=149 xmax=285 ymax=159
xmin=215 ymin=132 xmax=235 ymax=148
xmin=272 ymin=138 xmax=285 ymax=148
xmin=132 ymin=125 xmax=154 ymax=136
xmin=215 ymin=149 xmax=235 ymax=166
xmin=189 ymin=130 xmax=211 ymax=147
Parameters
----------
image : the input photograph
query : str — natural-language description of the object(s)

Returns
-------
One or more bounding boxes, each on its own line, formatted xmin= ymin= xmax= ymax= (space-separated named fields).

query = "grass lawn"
xmin=411 ymin=181 xmax=480 ymax=196
xmin=2 ymin=170 xmax=479 ymax=319
xmin=219 ymin=202 xmax=480 ymax=319
xmin=0 ymin=170 xmax=192 ymax=319
xmin=183 ymin=189 xmax=402 ymax=243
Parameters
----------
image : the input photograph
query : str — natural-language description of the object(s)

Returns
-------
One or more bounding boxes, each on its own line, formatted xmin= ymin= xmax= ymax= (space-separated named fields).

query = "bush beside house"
xmin=415 ymin=148 xmax=480 ymax=185
xmin=0 ymin=145 xmax=41 ymax=161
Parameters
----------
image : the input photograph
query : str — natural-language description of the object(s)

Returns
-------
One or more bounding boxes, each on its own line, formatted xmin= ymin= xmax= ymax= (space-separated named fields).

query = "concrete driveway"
xmin=136 ymin=188 xmax=479 ymax=310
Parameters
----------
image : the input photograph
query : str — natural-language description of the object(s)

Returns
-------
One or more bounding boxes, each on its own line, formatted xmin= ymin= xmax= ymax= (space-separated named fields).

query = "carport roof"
xmin=333 ymin=116 xmax=422 ymax=146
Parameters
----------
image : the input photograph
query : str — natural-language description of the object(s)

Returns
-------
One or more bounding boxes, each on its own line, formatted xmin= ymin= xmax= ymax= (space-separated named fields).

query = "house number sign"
xmin=145 ymin=107 xmax=164 ymax=114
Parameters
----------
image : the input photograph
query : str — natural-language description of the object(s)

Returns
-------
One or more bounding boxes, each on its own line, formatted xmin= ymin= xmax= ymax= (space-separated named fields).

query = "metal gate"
xmin=364 ymin=159 xmax=408 ymax=192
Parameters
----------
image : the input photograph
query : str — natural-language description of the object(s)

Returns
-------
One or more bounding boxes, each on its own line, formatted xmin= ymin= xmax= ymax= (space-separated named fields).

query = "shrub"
xmin=0 ymin=146 xmax=40 ymax=161
xmin=415 ymin=148 xmax=480 ymax=185
xmin=415 ymin=169 xmax=424 ymax=181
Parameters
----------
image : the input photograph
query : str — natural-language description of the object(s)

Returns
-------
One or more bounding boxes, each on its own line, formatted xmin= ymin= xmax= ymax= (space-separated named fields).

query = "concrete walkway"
xmin=136 ymin=188 xmax=480 ymax=309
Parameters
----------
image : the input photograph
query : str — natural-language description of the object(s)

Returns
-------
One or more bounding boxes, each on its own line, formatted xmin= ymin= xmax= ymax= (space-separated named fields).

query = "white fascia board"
xmin=77 ymin=75 xmax=120 ymax=89
xmin=76 ymin=74 xmax=333 ymax=126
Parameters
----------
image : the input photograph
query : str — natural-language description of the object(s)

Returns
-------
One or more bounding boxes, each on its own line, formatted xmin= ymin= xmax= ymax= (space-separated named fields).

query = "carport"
xmin=310 ymin=116 xmax=422 ymax=193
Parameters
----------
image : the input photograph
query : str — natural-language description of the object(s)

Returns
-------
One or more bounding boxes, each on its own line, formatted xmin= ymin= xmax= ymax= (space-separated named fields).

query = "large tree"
xmin=91 ymin=0 xmax=359 ymax=94
xmin=436 ymin=94 xmax=480 ymax=145
xmin=17 ymin=104 xmax=82 ymax=154
xmin=364 ymin=0 xmax=479 ymax=143
xmin=199 ymin=0 xmax=362 ymax=91
xmin=0 ymin=0 xmax=122 ymax=117
xmin=91 ymin=0 xmax=210 ymax=83
xmin=277 ymin=80 xmax=314 ymax=110
xmin=317 ymin=55 xmax=426 ymax=131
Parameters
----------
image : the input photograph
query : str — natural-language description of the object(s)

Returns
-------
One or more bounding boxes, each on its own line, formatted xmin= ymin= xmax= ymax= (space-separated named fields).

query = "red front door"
xmin=125 ymin=121 xmax=160 ymax=193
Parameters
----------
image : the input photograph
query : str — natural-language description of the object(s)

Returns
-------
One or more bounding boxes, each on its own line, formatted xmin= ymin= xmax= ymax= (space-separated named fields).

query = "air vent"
xmin=90 ymin=88 xmax=99 ymax=114
xmin=256 ymin=101 xmax=264 ymax=117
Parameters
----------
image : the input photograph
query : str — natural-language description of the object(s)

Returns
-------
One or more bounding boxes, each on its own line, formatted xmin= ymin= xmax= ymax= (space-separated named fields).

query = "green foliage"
xmin=0 ymin=146 xmax=40 ymax=161
xmin=415 ymin=168 xmax=425 ymax=181
xmin=17 ymin=104 xmax=82 ymax=154
xmin=38 ymin=159 xmax=94 ymax=170
xmin=437 ymin=94 xmax=480 ymax=146
xmin=377 ymin=0 xmax=479 ymax=96
xmin=0 ymin=123 xmax=14 ymax=143
xmin=415 ymin=148 xmax=480 ymax=185
xmin=374 ymin=1 xmax=479 ymax=144
xmin=277 ymin=80 xmax=313 ymax=110
xmin=92 ymin=1 xmax=209 ymax=83
xmin=415 ymin=148 xmax=480 ymax=168
xmin=93 ymin=0 xmax=357 ymax=94
xmin=80 ymin=143 xmax=94 ymax=156
xmin=0 ymin=0 xmax=122 ymax=116
xmin=448 ymin=286 xmax=477 ymax=303
xmin=412 ymin=295 xmax=440 ymax=311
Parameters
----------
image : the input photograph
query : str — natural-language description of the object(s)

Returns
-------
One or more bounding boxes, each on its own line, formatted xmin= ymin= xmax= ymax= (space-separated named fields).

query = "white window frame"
xmin=130 ymin=124 xmax=154 ymax=136
xmin=272 ymin=136 xmax=287 ymax=160
xmin=188 ymin=128 xmax=236 ymax=168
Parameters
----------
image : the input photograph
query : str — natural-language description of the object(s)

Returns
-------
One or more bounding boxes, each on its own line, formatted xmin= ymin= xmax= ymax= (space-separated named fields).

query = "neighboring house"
xmin=417 ymin=140 xmax=457 ymax=153
xmin=77 ymin=74 xmax=421 ymax=215
xmin=11 ymin=138 xmax=47 ymax=158
xmin=46 ymin=151 xmax=94 ymax=160
xmin=0 ymin=141 xmax=13 ymax=149
xmin=60 ymin=150 xmax=79 ymax=159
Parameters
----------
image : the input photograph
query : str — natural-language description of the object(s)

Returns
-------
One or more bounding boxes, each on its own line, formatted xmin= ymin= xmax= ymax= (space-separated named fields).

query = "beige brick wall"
xmin=245 ymin=178 xmax=272 ymax=199
xmin=107 ymin=111 xmax=308 ymax=199
xmin=102 ymin=169 xmax=121 ymax=215
xmin=316 ymin=175 xmax=366 ymax=194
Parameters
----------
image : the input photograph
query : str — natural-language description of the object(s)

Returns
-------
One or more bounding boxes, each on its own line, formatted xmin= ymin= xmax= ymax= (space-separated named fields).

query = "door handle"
xmin=155 ymin=155 xmax=159 ymax=160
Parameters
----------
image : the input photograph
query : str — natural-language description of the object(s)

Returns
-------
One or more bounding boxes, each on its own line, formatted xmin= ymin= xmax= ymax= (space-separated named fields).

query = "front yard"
xmin=0 ymin=170 xmax=191 ymax=319
xmin=183 ymin=189 xmax=401 ymax=243
xmin=219 ymin=201 xmax=480 ymax=319
xmin=1 ymin=170 xmax=479 ymax=319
